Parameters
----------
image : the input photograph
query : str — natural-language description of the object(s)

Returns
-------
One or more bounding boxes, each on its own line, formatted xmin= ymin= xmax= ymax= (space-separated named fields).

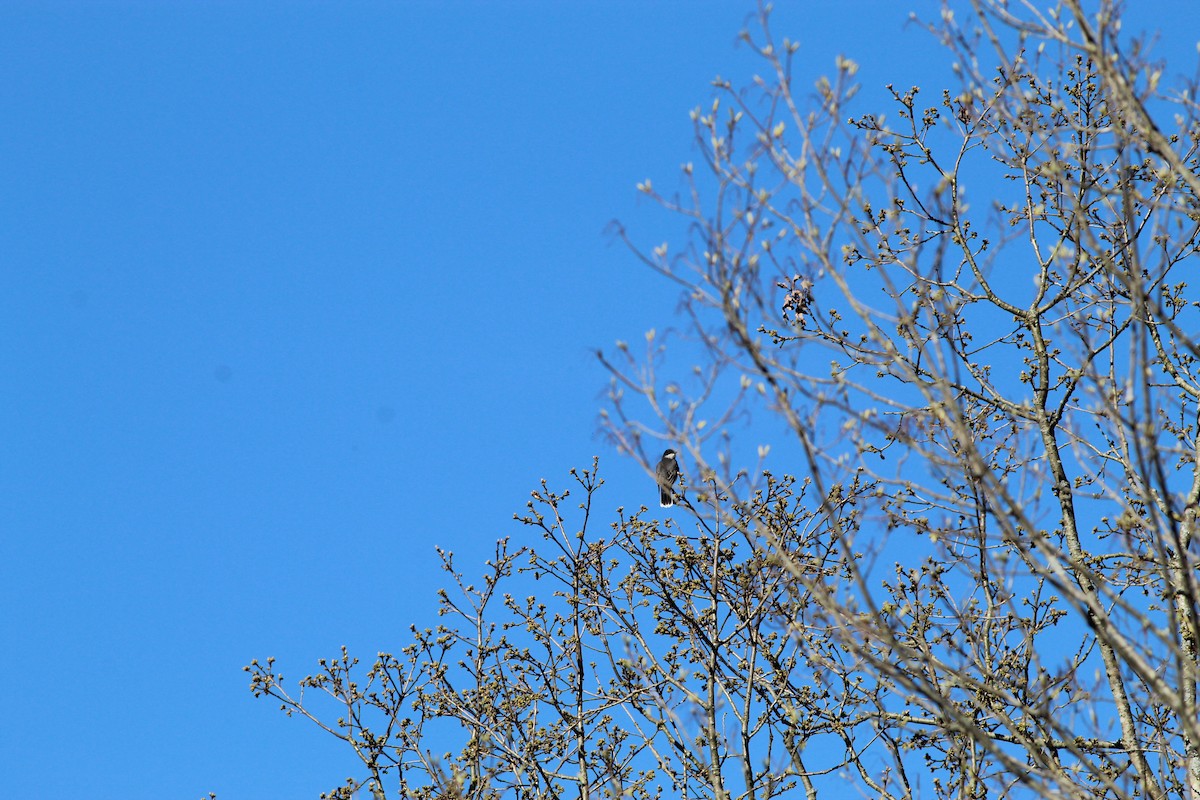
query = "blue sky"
xmin=2 ymin=2 xmax=1197 ymax=798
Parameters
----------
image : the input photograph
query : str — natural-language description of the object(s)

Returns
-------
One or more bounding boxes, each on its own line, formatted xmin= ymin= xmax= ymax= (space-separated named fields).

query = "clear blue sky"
xmin=2 ymin=2 xmax=1195 ymax=798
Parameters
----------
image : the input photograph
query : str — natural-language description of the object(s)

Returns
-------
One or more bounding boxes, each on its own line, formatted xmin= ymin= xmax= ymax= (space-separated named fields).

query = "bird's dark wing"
xmin=656 ymin=457 xmax=679 ymax=507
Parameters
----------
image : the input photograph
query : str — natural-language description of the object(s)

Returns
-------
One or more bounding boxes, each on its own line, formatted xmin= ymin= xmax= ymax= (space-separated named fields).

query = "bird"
xmin=656 ymin=449 xmax=679 ymax=508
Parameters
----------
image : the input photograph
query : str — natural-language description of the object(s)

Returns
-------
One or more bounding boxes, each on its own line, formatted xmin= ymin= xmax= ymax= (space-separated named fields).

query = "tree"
xmin=246 ymin=2 xmax=1200 ymax=798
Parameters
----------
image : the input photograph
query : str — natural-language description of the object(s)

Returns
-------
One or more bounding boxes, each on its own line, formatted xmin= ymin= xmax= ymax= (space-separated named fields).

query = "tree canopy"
xmin=247 ymin=2 xmax=1200 ymax=798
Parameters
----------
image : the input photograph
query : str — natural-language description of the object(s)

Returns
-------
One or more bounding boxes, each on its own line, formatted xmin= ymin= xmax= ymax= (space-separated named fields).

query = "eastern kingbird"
xmin=656 ymin=449 xmax=679 ymax=508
